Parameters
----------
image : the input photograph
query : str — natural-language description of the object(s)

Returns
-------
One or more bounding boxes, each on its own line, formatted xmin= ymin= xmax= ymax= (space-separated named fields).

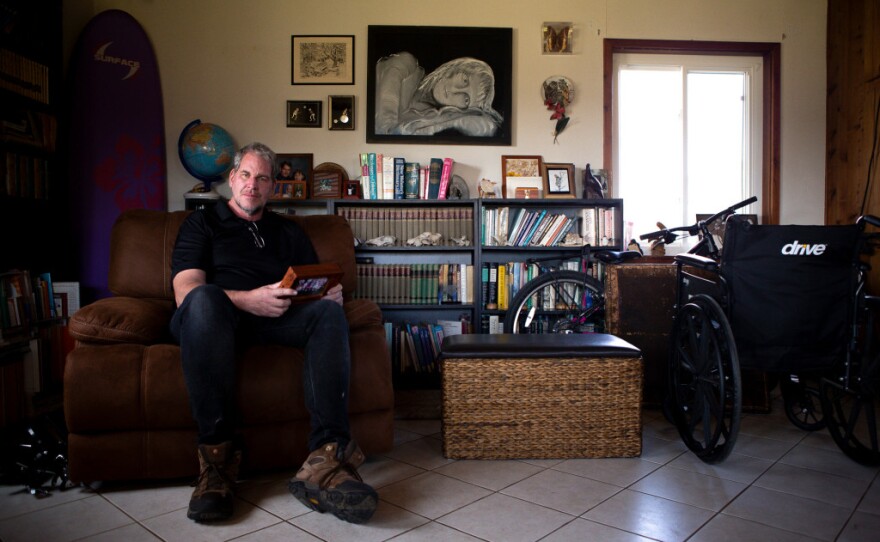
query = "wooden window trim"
xmin=603 ymin=39 xmax=781 ymax=225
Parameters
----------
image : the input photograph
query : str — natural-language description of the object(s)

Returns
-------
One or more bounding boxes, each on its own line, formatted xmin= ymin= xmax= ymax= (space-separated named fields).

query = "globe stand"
xmin=183 ymin=182 xmax=221 ymax=211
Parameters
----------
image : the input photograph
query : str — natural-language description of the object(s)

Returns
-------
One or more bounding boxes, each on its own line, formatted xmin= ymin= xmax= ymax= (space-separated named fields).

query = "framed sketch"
xmin=291 ymin=35 xmax=355 ymax=85
xmin=311 ymin=171 xmax=342 ymax=198
xmin=366 ymin=25 xmax=513 ymax=146
xmin=287 ymin=101 xmax=322 ymax=128
xmin=275 ymin=153 xmax=313 ymax=184
xmin=502 ymin=155 xmax=543 ymax=199
xmin=328 ymin=95 xmax=355 ymax=130
xmin=544 ymin=163 xmax=576 ymax=198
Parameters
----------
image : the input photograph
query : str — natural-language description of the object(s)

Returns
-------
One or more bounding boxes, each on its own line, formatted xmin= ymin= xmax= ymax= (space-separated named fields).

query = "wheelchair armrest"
xmin=674 ymin=253 xmax=719 ymax=272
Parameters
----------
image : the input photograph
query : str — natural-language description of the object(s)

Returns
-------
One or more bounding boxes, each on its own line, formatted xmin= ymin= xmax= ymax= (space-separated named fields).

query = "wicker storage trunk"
xmin=440 ymin=334 xmax=642 ymax=460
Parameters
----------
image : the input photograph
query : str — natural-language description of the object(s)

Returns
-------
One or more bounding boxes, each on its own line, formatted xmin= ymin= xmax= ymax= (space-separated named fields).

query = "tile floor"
xmin=1 ymin=395 xmax=879 ymax=542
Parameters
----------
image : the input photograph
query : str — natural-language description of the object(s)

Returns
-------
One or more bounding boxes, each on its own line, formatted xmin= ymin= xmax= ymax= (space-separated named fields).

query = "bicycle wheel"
xmin=781 ymin=373 xmax=825 ymax=431
xmin=820 ymin=351 xmax=880 ymax=466
xmin=669 ymin=294 xmax=741 ymax=463
xmin=503 ymin=270 xmax=603 ymax=334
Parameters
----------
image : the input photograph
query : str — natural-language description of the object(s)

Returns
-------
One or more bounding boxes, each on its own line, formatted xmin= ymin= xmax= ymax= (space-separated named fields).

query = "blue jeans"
xmin=169 ymin=284 xmax=351 ymax=451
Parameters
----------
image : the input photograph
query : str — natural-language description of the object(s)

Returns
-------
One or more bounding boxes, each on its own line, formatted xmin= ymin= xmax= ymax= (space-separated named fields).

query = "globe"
xmin=177 ymin=119 xmax=236 ymax=190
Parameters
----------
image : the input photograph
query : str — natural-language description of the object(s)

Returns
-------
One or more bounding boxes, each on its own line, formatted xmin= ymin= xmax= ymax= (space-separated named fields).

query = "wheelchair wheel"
xmin=820 ymin=352 xmax=880 ymax=466
xmin=503 ymin=271 xmax=603 ymax=334
xmin=781 ymin=374 xmax=825 ymax=431
xmin=669 ymin=294 xmax=742 ymax=463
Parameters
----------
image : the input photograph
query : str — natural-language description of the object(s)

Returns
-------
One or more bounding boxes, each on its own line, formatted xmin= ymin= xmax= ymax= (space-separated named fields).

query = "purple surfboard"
xmin=68 ymin=9 xmax=167 ymax=302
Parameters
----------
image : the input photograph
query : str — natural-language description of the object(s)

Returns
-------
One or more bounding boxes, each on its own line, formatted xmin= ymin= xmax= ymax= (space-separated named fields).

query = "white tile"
xmin=666 ymin=450 xmax=773 ymax=484
xmin=0 ymin=495 xmax=133 ymax=542
xmin=723 ymin=485 xmax=851 ymax=540
xmin=582 ymin=489 xmax=713 ymax=541
xmin=0 ymin=484 xmax=94 ymax=521
xmin=384 ymin=436 xmax=455 ymax=471
xmin=780 ymin=443 xmax=880 ymax=481
xmin=630 ymin=464 xmax=747 ymax=511
xmin=393 ymin=427 xmax=424 ymax=446
xmin=235 ymin=477 xmax=311 ymax=520
xmin=838 ymin=510 xmax=880 ymax=542
xmin=379 ymin=471 xmax=491 ymax=519
xmin=689 ymin=509 xmax=823 ymax=541
xmin=141 ymin=498 xmax=280 ymax=542
xmin=730 ymin=432 xmax=796 ymax=461
xmin=389 ymin=520 xmax=484 ymax=541
xmin=639 ymin=433 xmax=688 ymax=464
xmin=359 ymin=455 xmax=426 ymax=490
xmin=754 ymin=462 xmax=870 ymax=509
xmin=541 ymin=517 xmax=656 ymax=542
xmin=858 ymin=477 xmax=880 ymax=513
xmin=552 ymin=457 xmax=660 ymax=487
xmin=437 ymin=493 xmax=573 ymax=542
xmin=290 ymin=501 xmax=428 ymax=542
xmin=98 ymin=481 xmax=191 ymax=521
xmin=233 ymin=521 xmax=323 ymax=541
xmin=433 ymin=459 xmax=543 ymax=491
xmin=501 ymin=468 xmax=621 ymax=516
xmin=738 ymin=414 xmax=807 ymax=443
xmin=75 ymin=522 xmax=163 ymax=541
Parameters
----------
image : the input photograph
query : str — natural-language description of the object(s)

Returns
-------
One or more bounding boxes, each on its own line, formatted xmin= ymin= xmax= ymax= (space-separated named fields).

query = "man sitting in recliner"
xmin=170 ymin=142 xmax=377 ymax=524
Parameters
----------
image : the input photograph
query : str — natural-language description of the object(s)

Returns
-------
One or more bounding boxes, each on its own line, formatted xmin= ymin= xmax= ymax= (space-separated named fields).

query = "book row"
xmin=359 ymin=153 xmax=455 ymax=200
xmin=385 ymin=316 xmax=471 ymax=375
xmin=338 ymin=206 xmax=474 ymax=246
xmin=3 ymin=151 xmax=50 ymax=199
xmin=354 ymin=263 xmax=474 ymax=305
xmin=480 ymin=260 xmax=583 ymax=311
xmin=1 ymin=270 xmax=79 ymax=338
xmin=481 ymin=206 xmax=620 ymax=247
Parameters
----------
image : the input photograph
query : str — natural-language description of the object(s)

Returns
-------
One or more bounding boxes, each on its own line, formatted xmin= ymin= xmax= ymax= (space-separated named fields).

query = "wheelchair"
xmin=643 ymin=198 xmax=880 ymax=464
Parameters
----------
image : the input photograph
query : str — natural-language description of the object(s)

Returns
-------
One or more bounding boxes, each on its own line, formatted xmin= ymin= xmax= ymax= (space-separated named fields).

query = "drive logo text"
xmin=781 ymin=241 xmax=827 ymax=256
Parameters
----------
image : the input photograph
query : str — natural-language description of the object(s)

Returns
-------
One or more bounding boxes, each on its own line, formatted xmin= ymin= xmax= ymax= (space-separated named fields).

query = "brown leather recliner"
xmin=63 ymin=209 xmax=394 ymax=483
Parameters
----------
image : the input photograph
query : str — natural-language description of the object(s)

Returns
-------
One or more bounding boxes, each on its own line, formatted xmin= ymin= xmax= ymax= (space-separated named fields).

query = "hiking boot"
xmin=187 ymin=441 xmax=241 ymax=522
xmin=288 ymin=441 xmax=377 ymax=524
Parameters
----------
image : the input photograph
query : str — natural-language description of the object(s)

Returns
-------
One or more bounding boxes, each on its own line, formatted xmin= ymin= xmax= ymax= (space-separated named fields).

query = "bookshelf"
xmin=265 ymin=197 xmax=624 ymax=388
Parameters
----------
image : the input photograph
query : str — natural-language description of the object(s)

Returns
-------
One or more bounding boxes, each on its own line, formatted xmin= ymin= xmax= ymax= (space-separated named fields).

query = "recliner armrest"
xmin=69 ymin=297 xmax=175 ymax=345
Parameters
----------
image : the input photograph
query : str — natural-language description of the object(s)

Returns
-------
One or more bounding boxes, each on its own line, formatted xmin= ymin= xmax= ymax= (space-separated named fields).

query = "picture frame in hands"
xmin=328 ymin=95 xmax=355 ymax=130
xmin=275 ymin=153 xmax=313 ymax=184
xmin=543 ymin=163 xmax=576 ymax=198
xmin=501 ymin=155 xmax=543 ymax=199
xmin=287 ymin=101 xmax=322 ymax=128
xmin=311 ymin=171 xmax=342 ymax=198
xmin=291 ymin=35 xmax=355 ymax=85
xmin=279 ymin=263 xmax=344 ymax=303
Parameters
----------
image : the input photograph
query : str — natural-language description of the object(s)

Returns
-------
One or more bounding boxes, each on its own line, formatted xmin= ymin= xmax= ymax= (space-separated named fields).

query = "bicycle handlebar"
xmin=638 ymin=196 xmax=758 ymax=242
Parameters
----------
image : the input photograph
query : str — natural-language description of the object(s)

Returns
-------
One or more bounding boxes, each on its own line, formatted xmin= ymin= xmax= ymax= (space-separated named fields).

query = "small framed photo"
xmin=275 ymin=153 xmax=313 ymax=184
xmin=343 ymin=180 xmax=363 ymax=199
xmin=291 ymin=35 xmax=355 ymax=85
xmin=328 ymin=95 xmax=355 ymax=130
xmin=274 ymin=181 xmax=295 ymax=199
xmin=287 ymin=100 xmax=322 ymax=128
xmin=502 ymin=155 xmax=543 ymax=199
xmin=291 ymin=180 xmax=308 ymax=200
xmin=542 ymin=22 xmax=573 ymax=54
xmin=311 ymin=171 xmax=342 ymax=199
xmin=544 ymin=163 xmax=576 ymax=198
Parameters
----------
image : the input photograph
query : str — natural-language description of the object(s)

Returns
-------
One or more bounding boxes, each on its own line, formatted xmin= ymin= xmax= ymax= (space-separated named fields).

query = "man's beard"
xmin=233 ymin=194 xmax=264 ymax=217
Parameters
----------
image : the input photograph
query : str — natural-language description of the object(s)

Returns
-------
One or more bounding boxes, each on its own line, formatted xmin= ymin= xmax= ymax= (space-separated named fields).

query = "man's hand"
xmin=322 ymin=283 xmax=344 ymax=306
xmin=229 ymin=281 xmax=294 ymax=317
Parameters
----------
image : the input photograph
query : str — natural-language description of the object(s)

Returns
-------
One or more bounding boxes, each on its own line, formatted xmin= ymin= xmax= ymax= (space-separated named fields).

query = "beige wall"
xmin=63 ymin=0 xmax=827 ymax=223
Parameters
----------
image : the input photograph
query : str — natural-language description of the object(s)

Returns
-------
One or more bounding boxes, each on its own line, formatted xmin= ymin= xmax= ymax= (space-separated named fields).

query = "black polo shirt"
xmin=171 ymin=201 xmax=318 ymax=291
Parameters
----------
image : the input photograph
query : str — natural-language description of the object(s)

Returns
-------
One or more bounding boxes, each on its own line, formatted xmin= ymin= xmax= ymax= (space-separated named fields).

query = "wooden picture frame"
xmin=343 ymin=180 xmax=363 ymax=199
xmin=287 ymin=101 xmax=322 ymax=128
xmin=544 ymin=163 xmax=576 ymax=198
xmin=291 ymin=180 xmax=308 ymax=199
xmin=274 ymin=181 xmax=295 ymax=199
xmin=275 ymin=153 xmax=313 ymax=186
xmin=291 ymin=35 xmax=355 ymax=85
xmin=328 ymin=95 xmax=355 ymax=130
xmin=311 ymin=171 xmax=342 ymax=198
xmin=366 ymin=25 xmax=512 ymax=146
xmin=279 ymin=263 xmax=344 ymax=303
xmin=502 ymin=155 xmax=543 ymax=199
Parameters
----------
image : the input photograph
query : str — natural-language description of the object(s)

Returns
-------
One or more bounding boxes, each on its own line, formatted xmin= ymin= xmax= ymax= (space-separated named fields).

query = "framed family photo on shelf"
xmin=543 ymin=162 xmax=576 ymax=198
xmin=274 ymin=153 xmax=313 ymax=187
xmin=366 ymin=25 xmax=512 ymax=146
xmin=502 ymin=155 xmax=544 ymax=198
xmin=291 ymin=35 xmax=355 ymax=85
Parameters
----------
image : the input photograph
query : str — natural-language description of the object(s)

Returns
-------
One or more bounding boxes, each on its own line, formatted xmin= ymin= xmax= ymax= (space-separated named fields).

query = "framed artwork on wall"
xmin=291 ymin=35 xmax=355 ymax=85
xmin=543 ymin=162 xmax=576 ymax=198
xmin=328 ymin=95 xmax=355 ymax=130
xmin=502 ymin=155 xmax=543 ymax=199
xmin=366 ymin=25 xmax=512 ymax=146
xmin=275 ymin=153 xmax=313 ymax=186
xmin=287 ymin=101 xmax=322 ymax=128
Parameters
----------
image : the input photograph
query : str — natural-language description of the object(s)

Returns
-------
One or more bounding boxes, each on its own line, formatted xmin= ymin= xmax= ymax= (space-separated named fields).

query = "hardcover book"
xmin=279 ymin=262 xmax=343 ymax=302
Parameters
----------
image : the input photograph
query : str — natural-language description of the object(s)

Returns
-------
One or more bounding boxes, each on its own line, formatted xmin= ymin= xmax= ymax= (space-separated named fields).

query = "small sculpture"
xmin=479 ymin=178 xmax=499 ymax=199
xmin=450 ymin=236 xmax=470 ymax=246
xmin=406 ymin=232 xmax=443 ymax=247
xmin=365 ymin=235 xmax=396 ymax=247
xmin=559 ymin=233 xmax=584 ymax=246
xmin=583 ymin=164 xmax=605 ymax=199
